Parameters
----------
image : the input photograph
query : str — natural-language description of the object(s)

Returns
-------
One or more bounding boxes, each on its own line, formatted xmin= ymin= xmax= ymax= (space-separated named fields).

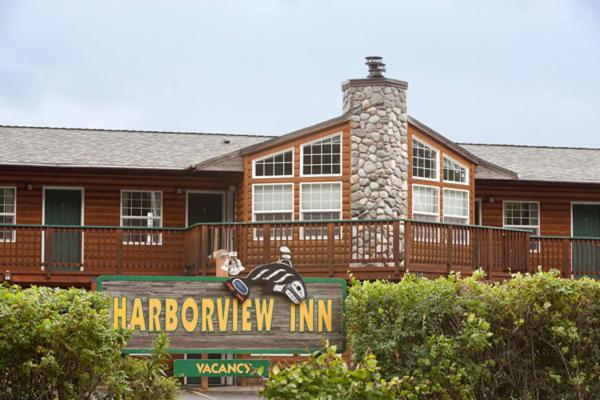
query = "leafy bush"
xmin=0 ymin=284 xmax=179 ymax=400
xmin=260 ymin=345 xmax=425 ymax=399
xmin=346 ymin=271 xmax=600 ymax=399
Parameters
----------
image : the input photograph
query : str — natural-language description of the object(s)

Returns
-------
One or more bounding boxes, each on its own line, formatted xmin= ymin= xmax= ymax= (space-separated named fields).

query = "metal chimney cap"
xmin=365 ymin=56 xmax=386 ymax=79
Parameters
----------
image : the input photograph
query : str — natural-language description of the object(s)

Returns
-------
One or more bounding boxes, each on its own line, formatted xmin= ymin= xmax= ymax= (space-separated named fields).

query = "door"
xmin=572 ymin=204 xmax=600 ymax=277
xmin=44 ymin=189 xmax=82 ymax=268
xmin=187 ymin=193 xmax=224 ymax=225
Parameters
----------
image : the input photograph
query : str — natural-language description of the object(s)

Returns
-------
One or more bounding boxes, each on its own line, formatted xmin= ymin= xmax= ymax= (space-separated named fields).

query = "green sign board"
xmin=173 ymin=359 xmax=270 ymax=378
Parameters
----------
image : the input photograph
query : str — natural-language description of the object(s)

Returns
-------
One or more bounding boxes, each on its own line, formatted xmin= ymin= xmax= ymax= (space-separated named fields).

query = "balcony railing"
xmin=1 ymin=220 xmax=599 ymax=283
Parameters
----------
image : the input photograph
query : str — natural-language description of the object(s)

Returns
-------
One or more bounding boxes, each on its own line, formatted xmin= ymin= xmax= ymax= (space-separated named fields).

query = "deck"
xmin=0 ymin=220 xmax=598 ymax=285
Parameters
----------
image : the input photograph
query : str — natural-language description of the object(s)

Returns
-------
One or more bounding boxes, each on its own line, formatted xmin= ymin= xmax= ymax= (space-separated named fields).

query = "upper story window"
xmin=301 ymin=133 xmax=342 ymax=176
xmin=412 ymin=185 xmax=439 ymax=222
xmin=412 ymin=138 xmax=438 ymax=180
xmin=253 ymin=148 xmax=293 ymax=178
xmin=443 ymin=156 xmax=468 ymax=184
xmin=253 ymin=184 xmax=293 ymax=239
xmin=121 ymin=191 xmax=162 ymax=245
xmin=503 ymin=201 xmax=540 ymax=236
xmin=443 ymin=189 xmax=469 ymax=225
xmin=0 ymin=187 xmax=16 ymax=242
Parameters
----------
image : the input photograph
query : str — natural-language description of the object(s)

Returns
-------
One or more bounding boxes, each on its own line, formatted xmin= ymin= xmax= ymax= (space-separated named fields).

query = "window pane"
xmin=503 ymin=202 xmax=539 ymax=228
xmin=300 ymin=183 xmax=342 ymax=212
xmin=121 ymin=191 xmax=162 ymax=227
xmin=302 ymin=135 xmax=342 ymax=176
xmin=412 ymin=139 xmax=438 ymax=180
xmin=254 ymin=150 xmax=293 ymax=177
xmin=443 ymin=189 xmax=469 ymax=225
xmin=253 ymin=184 xmax=293 ymax=214
xmin=443 ymin=156 xmax=467 ymax=184
xmin=412 ymin=185 xmax=439 ymax=221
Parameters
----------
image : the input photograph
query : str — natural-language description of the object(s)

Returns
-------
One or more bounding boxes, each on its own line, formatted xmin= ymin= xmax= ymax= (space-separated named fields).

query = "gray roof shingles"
xmin=461 ymin=143 xmax=600 ymax=184
xmin=0 ymin=126 xmax=271 ymax=170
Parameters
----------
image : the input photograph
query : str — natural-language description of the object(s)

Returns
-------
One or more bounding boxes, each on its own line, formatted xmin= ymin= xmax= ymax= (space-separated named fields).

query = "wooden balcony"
xmin=0 ymin=220 xmax=598 ymax=285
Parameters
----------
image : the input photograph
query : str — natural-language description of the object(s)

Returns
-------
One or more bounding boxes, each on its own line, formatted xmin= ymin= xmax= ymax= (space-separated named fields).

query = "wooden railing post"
xmin=262 ymin=224 xmax=271 ymax=264
xmin=524 ymin=232 xmax=532 ymax=274
xmin=327 ymin=223 xmax=335 ymax=277
xmin=403 ymin=221 xmax=411 ymax=271
xmin=392 ymin=220 xmax=401 ymax=277
xmin=562 ymin=239 xmax=571 ymax=277
xmin=199 ymin=225 xmax=208 ymax=276
xmin=486 ymin=229 xmax=493 ymax=279
xmin=116 ymin=230 xmax=123 ymax=275
xmin=446 ymin=225 xmax=453 ymax=274
xmin=44 ymin=228 xmax=53 ymax=271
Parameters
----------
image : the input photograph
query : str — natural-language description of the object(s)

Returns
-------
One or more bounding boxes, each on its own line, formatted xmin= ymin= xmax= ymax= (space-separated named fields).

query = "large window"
xmin=443 ymin=189 xmax=469 ymax=225
xmin=253 ymin=184 xmax=293 ymax=239
xmin=300 ymin=183 xmax=342 ymax=239
xmin=503 ymin=201 xmax=540 ymax=235
xmin=0 ymin=187 xmax=16 ymax=242
xmin=121 ymin=191 xmax=162 ymax=245
xmin=253 ymin=148 xmax=293 ymax=178
xmin=301 ymin=134 xmax=342 ymax=176
xmin=443 ymin=156 xmax=468 ymax=184
xmin=412 ymin=185 xmax=440 ymax=222
xmin=412 ymin=139 xmax=438 ymax=180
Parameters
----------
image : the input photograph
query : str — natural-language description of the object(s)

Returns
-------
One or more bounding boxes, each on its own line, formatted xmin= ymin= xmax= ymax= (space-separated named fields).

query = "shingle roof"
xmin=460 ymin=143 xmax=600 ymax=184
xmin=0 ymin=125 xmax=272 ymax=170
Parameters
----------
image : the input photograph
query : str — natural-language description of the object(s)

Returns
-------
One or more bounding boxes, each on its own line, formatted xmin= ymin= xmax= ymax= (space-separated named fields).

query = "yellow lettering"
xmin=196 ymin=364 xmax=203 ymax=374
xmin=165 ymin=298 xmax=178 ymax=331
xmin=318 ymin=299 xmax=333 ymax=332
xmin=181 ymin=298 xmax=198 ymax=332
xmin=130 ymin=297 xmax=146 ymax=331
xmin=211 ymin=363 xmax=219 ymax=373
xmin=201 ymin=299 xmax=215 ymax=332
xmin=228 ymin=363 xmax=236 ymax=374
xmin=113 ymin=297 xmax=127 ymax=329
xmin=232 ymin=299 xmax=238 ymax=332
xmin=255 ymin=298 xmax=274 ymax=331
xmin=299 ymin=299 xmax=314 ymax=332
xmin=148 ymin=298 xmax=162 ymax=332
xmin=237 ymin=364 xmax=244 ymax=374
xmin=242 ymin=300 xmax=252 ymax=332
xmin=290 ymin=303 xmax=296 ymax=332
xmin=216 ymin=298 xmax=230 ymax=332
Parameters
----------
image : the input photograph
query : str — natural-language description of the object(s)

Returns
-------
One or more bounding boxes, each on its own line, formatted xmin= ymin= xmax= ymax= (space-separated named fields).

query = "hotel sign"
xmin=97 ymin=275 xmax=346 ymax=354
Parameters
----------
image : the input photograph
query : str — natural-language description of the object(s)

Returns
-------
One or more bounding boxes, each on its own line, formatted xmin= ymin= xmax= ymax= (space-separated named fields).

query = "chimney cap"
xmin=365 ymin=56 xmax=386 ymax=79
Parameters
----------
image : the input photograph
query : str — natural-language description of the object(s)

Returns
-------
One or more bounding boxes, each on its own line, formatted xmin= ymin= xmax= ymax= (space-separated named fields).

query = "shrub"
xmin=0 ymin=284 xmax=179 ymax=400
xmin=260 ymin=345 xmax=425 ymax=400
xmin=346 ymin=271 xmax=600 ymax=399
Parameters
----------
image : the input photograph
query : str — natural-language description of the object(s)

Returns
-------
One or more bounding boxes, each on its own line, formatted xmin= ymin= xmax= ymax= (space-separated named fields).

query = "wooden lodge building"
xmin=1 ymin=57 xmax=600 ymax=287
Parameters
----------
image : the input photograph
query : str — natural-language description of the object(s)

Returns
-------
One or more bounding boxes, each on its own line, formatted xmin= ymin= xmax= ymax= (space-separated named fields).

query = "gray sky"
xmin=0 ymin=0 xmax=598 ymax=147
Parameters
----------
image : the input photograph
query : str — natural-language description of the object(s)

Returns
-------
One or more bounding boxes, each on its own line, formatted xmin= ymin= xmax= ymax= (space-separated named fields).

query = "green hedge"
xmin=346 ymin=271 xmax=600 ymax=399
xmin=0 ymin=284 xmax=179 ymax=400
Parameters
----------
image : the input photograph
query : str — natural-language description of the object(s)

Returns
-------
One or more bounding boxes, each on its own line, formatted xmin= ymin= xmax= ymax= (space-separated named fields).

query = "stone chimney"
xmin=343 ymin=57 xmax=409 ymax=221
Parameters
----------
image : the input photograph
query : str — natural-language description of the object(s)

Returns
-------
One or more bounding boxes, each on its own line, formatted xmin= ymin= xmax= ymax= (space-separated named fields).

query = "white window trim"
xmin=299 ymin=132 xmax=343 ymax=178
xmin=502 ymin=200 xmax=541 ymax=252
xmin=299 ymin=182 xmax=343 ymax=239
xmin=412 ymin=137 xmax=440 ymax=182
xmin=443 ymin=188 xmax=470 ymax=224
xmin=412 ymin=184 xmax=440 ymax=222
xmin=442 ymin=155 xmax=469 ymax=185
xmin=251 ymin=147 xmax=295 ymax=179
xmin=120 ymin=190 xmax=164 ymax=246
xmin=0 ymin=186 xmax=17 ymax=243
xmin=251 ymin=183 xmax=294 ymax=241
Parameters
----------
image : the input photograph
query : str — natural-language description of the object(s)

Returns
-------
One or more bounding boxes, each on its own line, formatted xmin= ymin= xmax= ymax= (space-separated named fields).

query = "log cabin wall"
xmin=408 ymin=123 xmax=477 ymax=224
xmin=239 ymin=121 xmax=352 ymax=222
xmin=0 ymin=166 xmax=240 ymax=227
xmin=475 ymin=179 xmax=600 ymax=236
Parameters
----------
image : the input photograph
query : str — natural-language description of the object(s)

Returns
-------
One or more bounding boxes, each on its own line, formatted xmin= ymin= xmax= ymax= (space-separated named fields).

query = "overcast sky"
xmin=0 ymin=0 xmax=598 ymax=146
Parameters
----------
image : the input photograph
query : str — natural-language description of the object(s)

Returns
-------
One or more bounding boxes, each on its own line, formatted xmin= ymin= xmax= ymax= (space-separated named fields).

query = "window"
xmin=0 ymin=187 xmax=16 ymax=242
xmin=301 ymin=134 xmax=342 ymax=176
xmin=443 ymin=189 xmax=469 ymax=225
xmin=443 ymin=156 xmax=468 ymax=184
xmin=412 ymin=139 xmax=438 ymax=180
xmin=300 ymin=183 xmax=342 ymax=239
xmin=121 ymin=191 xmax=162 ymax=245
xmin=503 ymin=201 xmax=540 ymax=236
xmin=412 ymin=185 xmax=439 ymax=222
xmin=253 ymin=184 xmax=293 ymax=239
xmin=253 ymin=149 xmax=293 ymax=178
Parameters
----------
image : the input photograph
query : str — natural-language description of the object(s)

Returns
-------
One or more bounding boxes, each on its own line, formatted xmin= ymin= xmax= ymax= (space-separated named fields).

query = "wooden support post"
xmin=446 ymin=225 xmax=453 ymax=274
xmin=201 ymin=353 xmax=209 ymax=389
xmin=327 ymin=223 xmax=335 ymax=277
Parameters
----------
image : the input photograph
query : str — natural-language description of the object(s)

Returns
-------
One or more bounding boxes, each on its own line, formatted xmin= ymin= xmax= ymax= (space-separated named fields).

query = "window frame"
xmin=251 ymin=183 xmax=294 ymax=240
xmin=120 ymin=190 xmax=164 ymax=246
xmin=502 ymin=200 xmax=541 ymax=251
xmin=299 ymin=182 xmax=343 ymax=239
xmin=443 ymin=188 xmax=470 ymax=225
xmin=0 ymin=186 xmax=17 ymax=243
xmin=412 ymin=137 xmax=440 ymax=182
xmin=411 ymin=184 xmax=440 ymax=222
xmin=251 ymin=147 xmax=295 ymax=179
xmin=299 ymin=132 xmax=343 ymax=178
xmin=443 ymin=155 xmax=469 ymax=185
